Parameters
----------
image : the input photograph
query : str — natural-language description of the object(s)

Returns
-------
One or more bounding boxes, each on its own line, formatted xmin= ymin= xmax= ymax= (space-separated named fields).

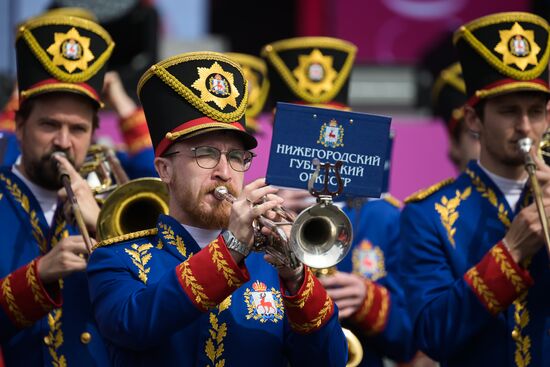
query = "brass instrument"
xmin=80 ymin=144 xmax=130 ymax=202
xmin=518 ymin=137 xmax=550 ymax=261
xmin=212 ymin=183 xmax=352 ymax=269
xmin=52 ymin=152 xmax=93 ymax=253
xmin=537 ymin=129 xmax=550 ymax=165
xmin=96 ymin=178 xmax=169 ymax=241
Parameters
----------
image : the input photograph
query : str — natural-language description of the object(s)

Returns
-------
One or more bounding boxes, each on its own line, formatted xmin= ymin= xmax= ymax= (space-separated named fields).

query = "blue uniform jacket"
xmin=338 ymin=197 xmax=414 ymax=367
xmin=0 ymin=167 xmax=110 ymax=366
xmin=88 ymin=214 xmax=347 ymax=366
xmin=400 ymin=161 xmax=549 ymax=366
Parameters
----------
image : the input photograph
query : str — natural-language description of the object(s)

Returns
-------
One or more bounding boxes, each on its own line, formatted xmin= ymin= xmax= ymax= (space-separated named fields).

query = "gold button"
xmin=43 ymin=336 xmax=52 ymax=346
xmin=80 ymin=332 xmax=92 ymax=344
xmin=511 ymin=329 xmax=520 ymax=340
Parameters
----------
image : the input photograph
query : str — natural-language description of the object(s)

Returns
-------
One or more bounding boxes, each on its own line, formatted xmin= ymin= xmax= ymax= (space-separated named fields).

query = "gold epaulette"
xmin=383 ymin=194 xmax=403 ymax=209
xmin=93 ymin=228 xmax=158 ymax=250
xmin=404 ymin=178 xmax=455 ymax=204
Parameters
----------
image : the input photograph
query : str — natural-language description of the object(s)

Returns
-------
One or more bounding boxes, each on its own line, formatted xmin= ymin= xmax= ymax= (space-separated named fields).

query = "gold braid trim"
xmin=20 ymin=83 xmax=103 ymax=107
xmin=371 ymin=286 xmax=390 ymax=333
xmin=159 ymin=223 xmax=187 ymax=257
xmin=209 ymin=239 xmax=241 ymax=287
xmin=94 ymin=228 xmax=158 ymax=249
xmin=289 ymin=295 xmax=333 ymax=333
xmin=465 ymin=168 xmax=512 ymax=227
xmin=404 ymin=178 xmax=455 ymax=203
xmin=205 ymin=297 xmax=231 ymax=367
xmin=19 ymin=21 xmax=114 ymax=83
xmin=179 ymin=262 xmax=215 ymax=310
xmin=284 ymin=270 xmax=314 ymax=308
xmin=47 ymin=308 xmax=67 ymax=367
xmin=25 ymin=260 xmax=50 ymax=312
xmin=261 ymin=37 xmax=356 ymax=104
xmin=435 ymin=187 xmax=472 ymax=247
xmin=124 ymin=243 xmax=153 ymax=284
xmin=513 ymin=291 xmax=531 ymax=367
xmin=465 ymin=267 xmax=501 ymax=314
xmin=1 ymin=275 xmax=31 ymax=327
xmin=383 ymin=194 xmax=403 ymax=209
xmin=0 ymin=174 xmax=47 ymax=253
xmin=490 ymin=246 xmax=528 ymax=293
xmin=353 ymin=280 xmax=375 ymax=322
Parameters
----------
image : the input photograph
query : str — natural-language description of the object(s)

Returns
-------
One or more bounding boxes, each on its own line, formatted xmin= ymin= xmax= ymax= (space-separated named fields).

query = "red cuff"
xmin=282 ymin=267 xmax=335 ymax=334
xmin=175 ymin=235 xmax=250 ymax=311
xmin=350 ymin=280 xmax=390 ymax=335
xmin=0 ymin=259 xmax=62 ymax=328
xmin=464 ymin=242 xmax=533 ymax=315
xmin=119 ymin=108 xmax=152 ymax=154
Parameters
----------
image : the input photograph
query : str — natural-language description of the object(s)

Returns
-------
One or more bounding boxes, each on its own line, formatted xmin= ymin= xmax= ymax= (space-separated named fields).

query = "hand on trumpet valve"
xmin=53 ymin=152 xmax=100 ymax=234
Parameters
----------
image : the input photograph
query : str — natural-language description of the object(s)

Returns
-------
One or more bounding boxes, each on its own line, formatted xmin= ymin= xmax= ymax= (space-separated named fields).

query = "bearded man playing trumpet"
xmin=0 ymin=14 xmax=113 ymax=366
xmin=87 ymin=51 xmax=347 ymax=366
xmin=400 ymin=12 xmax=550 ymax=366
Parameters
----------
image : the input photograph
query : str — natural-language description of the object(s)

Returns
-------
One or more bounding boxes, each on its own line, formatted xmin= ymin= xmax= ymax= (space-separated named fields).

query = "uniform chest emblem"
xmin=317 ymin=118 xmax=344 ymax=148
xmin=352 ymin=240 xmax=386 ymax=281
xmin=244 ymin=281 xmax=283 ymax=323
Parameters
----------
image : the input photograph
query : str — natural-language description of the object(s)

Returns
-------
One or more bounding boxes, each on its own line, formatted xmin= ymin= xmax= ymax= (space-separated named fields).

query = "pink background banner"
xmin=330 ymin=0 xmax=530 ymax=63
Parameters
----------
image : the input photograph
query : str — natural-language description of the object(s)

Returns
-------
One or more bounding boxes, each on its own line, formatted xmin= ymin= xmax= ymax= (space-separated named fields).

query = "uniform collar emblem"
xmin=293 ymin=49 xmax=337 ymax=97
xmin=494 ymin=22 xmax=540 ymax=71
xmin=191 ymin=62 xmax=240 ymax=109
xmin=47 ymin=27 xmax=95 ymax=73
xmin=244 ymin=280 xmax=283 ymax=323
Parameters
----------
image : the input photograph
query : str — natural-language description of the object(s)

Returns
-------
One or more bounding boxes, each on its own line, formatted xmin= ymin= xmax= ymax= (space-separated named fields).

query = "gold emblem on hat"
xmin=47 ymin=27 xmax=95 ymax=73
xmin=192 ymin=62 xmax=240 ymax=109
xmin=494 ymin=22 xmax=540 ymax=71
xmin=293 ymin=49 xmax=337 ymax=97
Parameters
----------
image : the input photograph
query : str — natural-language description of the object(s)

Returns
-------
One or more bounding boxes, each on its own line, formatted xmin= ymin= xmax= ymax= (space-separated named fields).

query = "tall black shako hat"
xmin=454 ymin=12 xmax=550 ymax=106
xmin=432 ymin=62 xmax=467 ymax=134
xmin=137 ymin=52 xmax=257 ymax=157
xmin=261 ymin=37 xmax=357 ymax=109
xmin=16 ymin=15 xmax=114 ymax=107
xmin=225 ymin=52 xmax=269 ymax=133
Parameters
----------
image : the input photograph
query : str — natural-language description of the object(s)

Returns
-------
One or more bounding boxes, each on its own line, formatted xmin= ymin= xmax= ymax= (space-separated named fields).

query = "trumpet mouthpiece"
xmin=213 ymin=186 xmax=230 ymax=201
xmin=51 ymin=151 xmax=69 ymax=178
xmin=518 ymin=137 xmax=533 ymax=155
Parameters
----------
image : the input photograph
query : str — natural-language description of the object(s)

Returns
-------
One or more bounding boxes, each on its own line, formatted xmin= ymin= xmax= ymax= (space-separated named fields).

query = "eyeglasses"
xmin=164 ymin=146 xmax=256 ymax=172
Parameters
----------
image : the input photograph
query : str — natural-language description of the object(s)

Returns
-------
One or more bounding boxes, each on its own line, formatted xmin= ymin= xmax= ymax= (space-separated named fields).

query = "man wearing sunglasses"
xmin=86 ymin=52 xmax=347 ymax=366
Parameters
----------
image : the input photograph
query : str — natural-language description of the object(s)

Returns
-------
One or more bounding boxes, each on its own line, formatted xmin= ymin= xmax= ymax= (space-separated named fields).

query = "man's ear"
xmin=464 ymin=105 xmax=481 ymax=135
xmin=154 ymin=157 xmax=173 ymax=184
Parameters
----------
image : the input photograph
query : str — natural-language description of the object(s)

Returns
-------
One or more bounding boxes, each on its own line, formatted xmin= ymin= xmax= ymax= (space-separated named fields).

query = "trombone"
xmin=518 ymin=137 xmax=550 ymax=262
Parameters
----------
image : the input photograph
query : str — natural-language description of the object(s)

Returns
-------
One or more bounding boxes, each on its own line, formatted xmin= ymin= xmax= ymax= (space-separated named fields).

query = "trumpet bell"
xmin=97 ymin=178 xmax=169 ymax=241
xmin=291 ymin=200 xmax=352 ymax=269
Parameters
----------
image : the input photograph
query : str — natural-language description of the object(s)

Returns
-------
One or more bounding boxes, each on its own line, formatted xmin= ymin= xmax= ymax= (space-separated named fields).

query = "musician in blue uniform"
xmin=87 ymin=51 xmax=347 ymax=366
xmin=400 ymin=12 xmax=550 ymax=366
xmin=0 ymin=14 xmax=113 ymax=366
xmin=261 ymin=37 xmax=415 ymax=366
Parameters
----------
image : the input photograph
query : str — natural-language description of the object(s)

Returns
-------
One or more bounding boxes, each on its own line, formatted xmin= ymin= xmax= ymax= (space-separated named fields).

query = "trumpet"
xmin=213 ymin=185 xmax=352 ymax=269
xmin=52 ymin=152 xmax=93 ymax=253
xmin=518 ymin=137 xmax=550 ymax=261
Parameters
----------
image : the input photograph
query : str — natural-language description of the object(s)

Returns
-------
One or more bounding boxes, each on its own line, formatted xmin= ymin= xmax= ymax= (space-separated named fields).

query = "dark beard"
xmin=24 ymin=150 xmax=74 ymax=190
